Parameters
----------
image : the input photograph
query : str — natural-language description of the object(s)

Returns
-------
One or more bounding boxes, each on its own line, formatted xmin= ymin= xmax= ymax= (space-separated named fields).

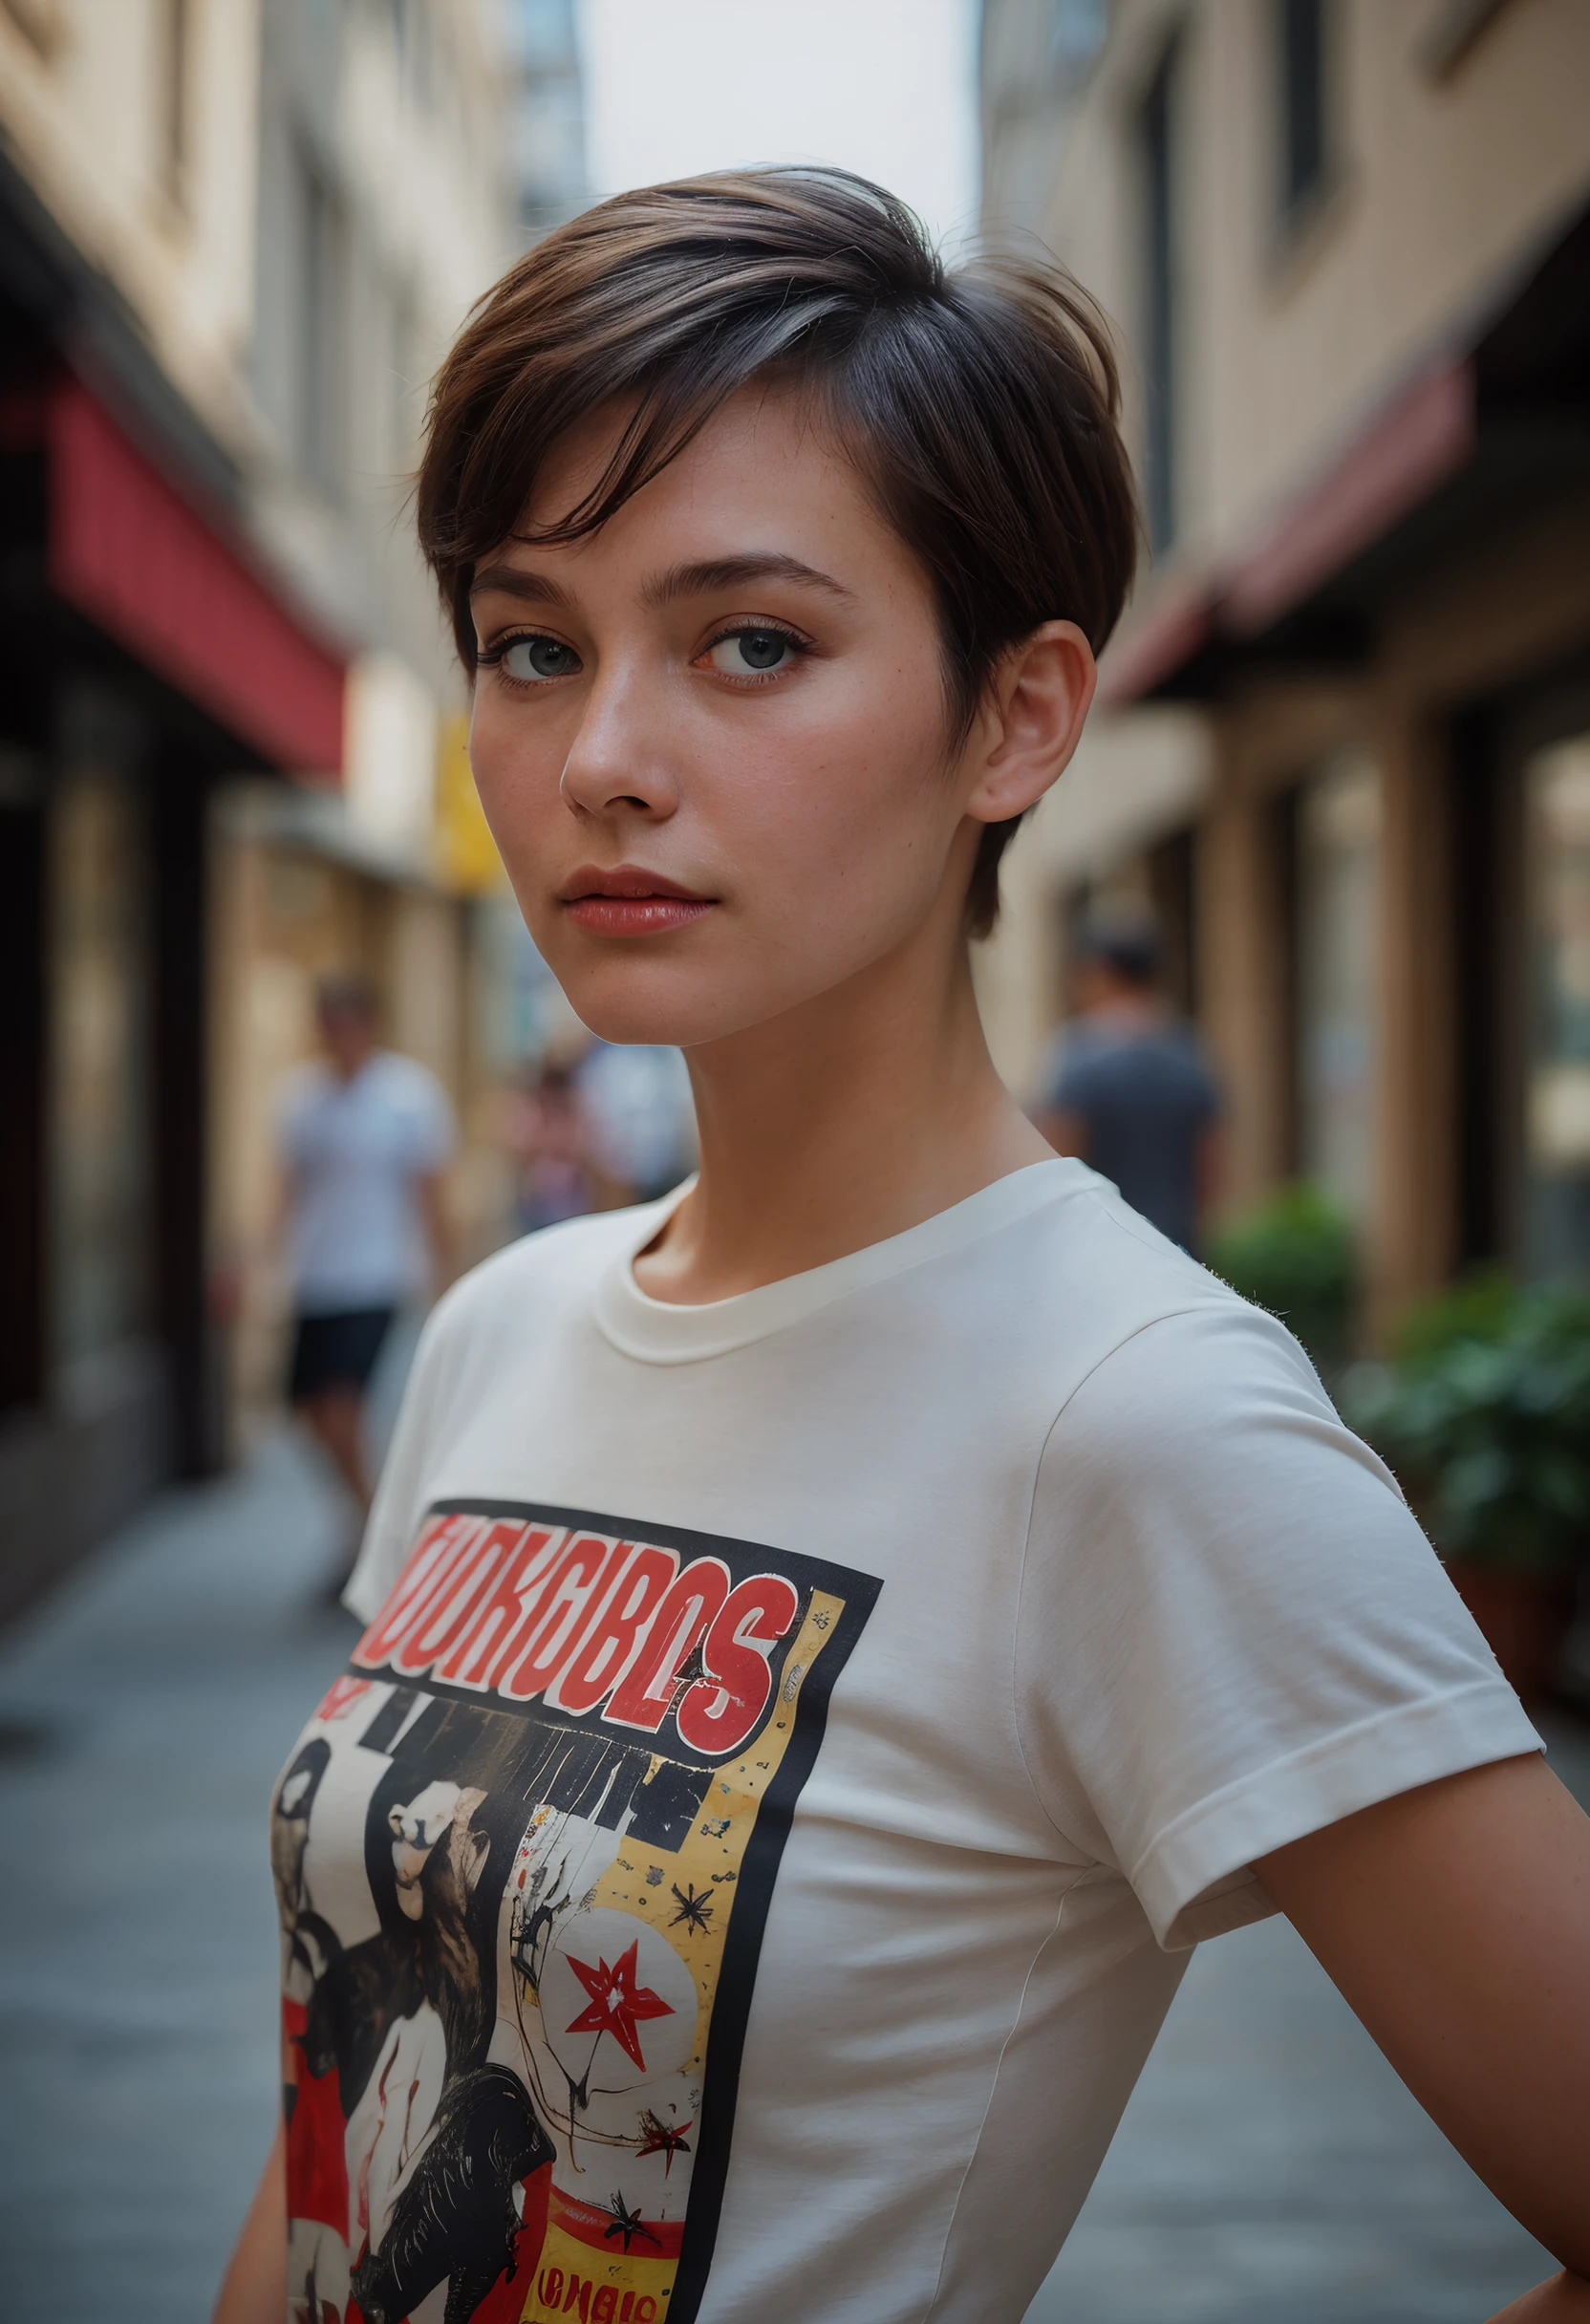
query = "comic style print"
xmin=272 ymin=1500 xmax=879 ymax=2324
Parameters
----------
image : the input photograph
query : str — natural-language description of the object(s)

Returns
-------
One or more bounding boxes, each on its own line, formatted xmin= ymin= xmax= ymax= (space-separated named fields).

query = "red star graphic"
xmin=565 ymin=1939 xmax=675 ymax=2072
xmin=636 ymin=2109 xmax=694 ymax=2176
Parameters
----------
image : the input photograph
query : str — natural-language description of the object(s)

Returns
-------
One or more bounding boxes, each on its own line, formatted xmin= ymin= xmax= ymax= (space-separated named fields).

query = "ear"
xmin=964 ymin=621 xmax=1097 ymax=828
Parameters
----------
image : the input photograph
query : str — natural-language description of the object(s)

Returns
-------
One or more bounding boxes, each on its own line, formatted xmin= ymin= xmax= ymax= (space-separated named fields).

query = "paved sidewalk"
xmin=0 ymin=1431 xmax=359 ymax=2320
xmin=0 ymin=1424 xmax=1579 ymax=2323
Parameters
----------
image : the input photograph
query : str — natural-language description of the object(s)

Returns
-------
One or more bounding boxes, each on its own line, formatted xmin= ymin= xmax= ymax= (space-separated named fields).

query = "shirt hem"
xmin=1132 ymin=1678 xmax=1542 ymax=1950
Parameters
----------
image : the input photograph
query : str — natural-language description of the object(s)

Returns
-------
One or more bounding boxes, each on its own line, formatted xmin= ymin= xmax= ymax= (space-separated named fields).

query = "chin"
xmin=558 ymin=962 xmax=742 ymax=1050
xmin=560 ymin=951 xmax=808 ymax=1051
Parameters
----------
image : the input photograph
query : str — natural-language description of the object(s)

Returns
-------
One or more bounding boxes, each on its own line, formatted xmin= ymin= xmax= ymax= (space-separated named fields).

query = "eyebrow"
xmin=468 ymin=550 xmax=856 ymax=613
xmin=639 ymin=553 xmax=857 ymax=608
xmin=469 ymin=563 xmax=575 ymax=609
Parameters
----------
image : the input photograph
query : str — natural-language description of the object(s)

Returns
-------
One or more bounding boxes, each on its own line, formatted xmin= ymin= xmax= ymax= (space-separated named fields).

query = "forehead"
xmin=496 ymin=384 xmax=927 ymax=602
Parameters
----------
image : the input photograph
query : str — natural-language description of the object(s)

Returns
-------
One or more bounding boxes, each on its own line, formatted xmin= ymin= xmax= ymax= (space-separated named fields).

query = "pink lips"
xmin=560 ymin=865 xmax=717 ymax=937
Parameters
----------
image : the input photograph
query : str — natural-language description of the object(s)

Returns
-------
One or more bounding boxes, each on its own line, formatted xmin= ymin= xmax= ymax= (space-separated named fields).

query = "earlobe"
xmin=969 ymin=621 xmax=1097 ymax=827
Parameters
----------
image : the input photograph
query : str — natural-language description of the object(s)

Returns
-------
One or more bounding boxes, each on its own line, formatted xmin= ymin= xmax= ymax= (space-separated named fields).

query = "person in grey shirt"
xmin=1035 ymin=913 xmax=1220 ymax=1254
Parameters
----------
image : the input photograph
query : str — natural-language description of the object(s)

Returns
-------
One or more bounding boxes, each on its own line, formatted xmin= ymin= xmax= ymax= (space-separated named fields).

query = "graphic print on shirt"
xmin=273 ymin=1499 xmax=880 ymax=2324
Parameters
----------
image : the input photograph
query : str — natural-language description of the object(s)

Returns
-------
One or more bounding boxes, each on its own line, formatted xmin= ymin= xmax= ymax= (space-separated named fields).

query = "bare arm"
xmin=211 ymin=2120 xmax=286 ymax=2324
xmin=418 ymin=1166 xmax=455 ymax=1292
xmin=267 ymin=1165 xmax=300 ymax=1266
xmin=1257 ymin=1754 xmax=1590 ymax=2318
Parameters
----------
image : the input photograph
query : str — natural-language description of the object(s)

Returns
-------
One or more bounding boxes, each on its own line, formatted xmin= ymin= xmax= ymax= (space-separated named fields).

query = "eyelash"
xmin=698 ymin=618 xmax=813 ymax=683
xmin=475 ymin=620 xmax=816 ymax=688
xmin=475 ymin=630 xmax=573 ymax=678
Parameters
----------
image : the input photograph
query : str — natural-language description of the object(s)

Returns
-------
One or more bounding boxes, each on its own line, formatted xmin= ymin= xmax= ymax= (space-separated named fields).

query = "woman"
xmin=218 ymin=170 xmax=1590 ymax=2324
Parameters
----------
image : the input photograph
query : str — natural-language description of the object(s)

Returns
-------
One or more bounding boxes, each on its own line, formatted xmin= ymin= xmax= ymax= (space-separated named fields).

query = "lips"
xmin=559 ymin=864 xmax=717 ymax=937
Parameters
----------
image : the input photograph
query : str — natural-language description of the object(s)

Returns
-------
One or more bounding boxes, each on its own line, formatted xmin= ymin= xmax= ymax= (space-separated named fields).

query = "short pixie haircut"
xmin=418 ymin=168 xmax=1138 ymax=936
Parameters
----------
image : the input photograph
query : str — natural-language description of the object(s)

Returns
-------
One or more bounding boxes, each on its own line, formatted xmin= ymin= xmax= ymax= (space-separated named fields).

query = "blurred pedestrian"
xmin=1034 ymin=909 xmax=1220 ymax=1252
xmin=504 ymin=1055 xmax=608 ymax=1232
xmin=575 ymin=1038 xmax=697 ymax=1203
xmin=274 ymin=974 xmax=455 ymax=1546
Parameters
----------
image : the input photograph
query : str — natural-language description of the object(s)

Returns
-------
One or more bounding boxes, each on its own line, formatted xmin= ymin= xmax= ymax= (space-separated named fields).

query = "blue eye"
xmin=705 ymin=628 xmax=799 ymax=677
xmin=498 ymin=635 xmax=581 ymax=681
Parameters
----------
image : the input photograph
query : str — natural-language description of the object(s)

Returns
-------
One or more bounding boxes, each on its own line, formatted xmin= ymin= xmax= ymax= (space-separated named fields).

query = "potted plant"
xmin=1208 ymin=1183 xmax=1358 ymax=1386
xmin=1345 ymin=1280 xmax=1590 ymax=1703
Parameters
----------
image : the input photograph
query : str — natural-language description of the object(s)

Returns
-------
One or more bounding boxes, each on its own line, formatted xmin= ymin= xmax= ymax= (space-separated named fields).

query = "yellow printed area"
xmin=539 ymin=1587 xmax=848 ymax=2318
xmin=593 ymin=1589 xmax=845 ymax=2083
xmin=519 ymin=2222 xmax=673 ymax=2320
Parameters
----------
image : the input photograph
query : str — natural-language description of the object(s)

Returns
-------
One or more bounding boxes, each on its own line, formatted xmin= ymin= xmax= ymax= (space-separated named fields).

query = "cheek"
xmin=467 ymin=694 xmax=562 ymax=833
xmin=732 ymin=669 xmax=956 ymax=906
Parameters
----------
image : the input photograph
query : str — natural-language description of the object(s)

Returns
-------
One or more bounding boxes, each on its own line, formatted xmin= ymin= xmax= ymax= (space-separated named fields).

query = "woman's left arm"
xmin=1257 ymin=1753 xmax=1590 ymax=2318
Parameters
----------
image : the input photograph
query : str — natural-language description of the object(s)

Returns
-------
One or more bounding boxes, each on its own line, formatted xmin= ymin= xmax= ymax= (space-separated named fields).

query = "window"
xmin=50 ymin=764 xmax=153 ymax=1378
xmin=297 ymin=149 xmax=344 ymax=493
xmin=1521 ymin=736 xmax=1590 ymax=1279
xmin=0 ymin=0 xmax=63 ymax=56
xmin=1139 ymin=37 xmax=1180 ymax=554
xmin=160 ymin=0 xmax=190 ymax=205
xmin=1294 ymin=753 xmax=1381 ymax=1222
xmin=1049 ymin=0 xmax=1108 ymax=77
xmin=1276 ymin=0 xmax=1327 ymax=220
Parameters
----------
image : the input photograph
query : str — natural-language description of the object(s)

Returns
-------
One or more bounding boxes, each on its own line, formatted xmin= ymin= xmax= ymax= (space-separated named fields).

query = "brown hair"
xmin=418 ymin=167 xmax=1138 ymax=936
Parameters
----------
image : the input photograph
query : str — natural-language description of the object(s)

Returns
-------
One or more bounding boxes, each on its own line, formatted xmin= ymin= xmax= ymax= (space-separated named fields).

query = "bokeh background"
xmin=0 ymin=3 xmax=1588 ymax=2318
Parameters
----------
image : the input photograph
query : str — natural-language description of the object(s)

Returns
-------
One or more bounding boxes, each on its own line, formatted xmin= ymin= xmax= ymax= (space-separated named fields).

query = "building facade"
xmin=0 ymin=0 xmax=539 ymax=1620
xmin=978 ymin=0 xmax=1590 ymax=1329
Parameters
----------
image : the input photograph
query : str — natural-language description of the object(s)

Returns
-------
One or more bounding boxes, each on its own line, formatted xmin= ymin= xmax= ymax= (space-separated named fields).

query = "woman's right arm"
xmin=211 ymin=2120 xmax=287 ymax=2324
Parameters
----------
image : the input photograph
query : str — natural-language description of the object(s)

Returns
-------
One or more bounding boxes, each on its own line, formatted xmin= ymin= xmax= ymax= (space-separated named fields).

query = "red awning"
xmin=46 ymin=379 xmax=346 ymax=775
xmin=1099 ymin=356 xmax=1477 ymax=707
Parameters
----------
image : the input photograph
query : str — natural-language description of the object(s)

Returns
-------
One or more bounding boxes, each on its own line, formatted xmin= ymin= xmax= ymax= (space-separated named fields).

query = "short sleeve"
xmin=275 ymin=1070 xmax=316 ymax=1170
xmin=1016 ymin=1299 xmax=1540 ymax=1950
xmin=343 ymin=1287 xmax=461 ymax=1624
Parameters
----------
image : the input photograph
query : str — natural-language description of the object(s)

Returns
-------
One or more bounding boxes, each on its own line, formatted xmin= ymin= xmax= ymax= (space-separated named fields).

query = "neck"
xmin=634 ymin=915 xmax=1053 ymax=1304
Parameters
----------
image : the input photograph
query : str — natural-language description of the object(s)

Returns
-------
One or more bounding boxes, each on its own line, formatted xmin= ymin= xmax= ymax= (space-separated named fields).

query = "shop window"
xmin=1293 ymin=753 xmax=1380 ymax=1222
xmin=1276 ymin=0 xmax=1328 ymax=221
xmin=297 ymin=147 xmax=345 ymax=495
xmin=1139 ymin=35 xmax=1181 ymax=555
xmin=159 ymin=0 xmax=191 ymax=207
xmin=1521 ymin=735 xmax=1590 ymax=1279
xmin=1148 ymin=828 xmax=1198 ymax=1018
xmin=50 ymin=766 xmax=153 ymax=1379
xmin=0 ymin=0 xmax=63 ymax=56
xmin=0 ymin=774 xmax=45 ymax=1412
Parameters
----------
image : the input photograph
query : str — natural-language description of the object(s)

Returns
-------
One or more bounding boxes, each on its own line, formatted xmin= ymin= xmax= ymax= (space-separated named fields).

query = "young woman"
xmin=217 ymin=170 xmax=1590 ymax=2324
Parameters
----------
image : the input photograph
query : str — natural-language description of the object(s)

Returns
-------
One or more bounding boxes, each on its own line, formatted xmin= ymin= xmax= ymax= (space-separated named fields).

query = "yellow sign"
xmin=435 ymin=709 xmax=505 ymax=894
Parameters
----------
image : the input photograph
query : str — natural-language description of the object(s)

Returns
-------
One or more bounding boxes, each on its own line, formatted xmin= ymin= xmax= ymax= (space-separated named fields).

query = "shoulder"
xmin=1027 ymin=1198 xmax=1392 ymax=1525
xmin=277 ymin=1058 xmax=333 ymax=1124
xmin=371 ymin=1051 xmax=451 ymax=1108
xmin=422 ymin=1200 xmax=663 ymax=1351
xmin=988 ymin=1167 xmax=1328 ymax=1438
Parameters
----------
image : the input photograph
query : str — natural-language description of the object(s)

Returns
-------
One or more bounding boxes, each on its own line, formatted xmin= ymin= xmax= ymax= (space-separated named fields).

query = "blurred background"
xmin=0 ymin=2 xmax=1587 ymax=2318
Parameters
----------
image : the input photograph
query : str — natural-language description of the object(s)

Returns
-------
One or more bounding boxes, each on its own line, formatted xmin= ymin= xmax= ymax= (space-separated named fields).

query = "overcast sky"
xmin=579 ymin=0 xmax=981 ymax=253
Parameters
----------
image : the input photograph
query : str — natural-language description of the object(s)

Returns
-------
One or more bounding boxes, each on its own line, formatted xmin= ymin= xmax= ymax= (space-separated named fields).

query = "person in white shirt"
xmin=276 ymin=974 xmax=455 ymax=1533
xmin=218 ymin=172 xmax=1590 ymax=2324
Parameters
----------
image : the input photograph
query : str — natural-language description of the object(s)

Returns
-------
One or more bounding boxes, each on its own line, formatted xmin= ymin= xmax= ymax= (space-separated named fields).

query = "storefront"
xmin=0 ymin=338 xmax=345 ymax=1619
xmin=1093 ymin=195 xmax=1590 ymax=1329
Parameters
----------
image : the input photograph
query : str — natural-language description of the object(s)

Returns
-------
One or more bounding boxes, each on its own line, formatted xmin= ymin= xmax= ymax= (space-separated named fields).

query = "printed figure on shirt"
xmin=270 ymin=1502 xmax=879 ymax=2324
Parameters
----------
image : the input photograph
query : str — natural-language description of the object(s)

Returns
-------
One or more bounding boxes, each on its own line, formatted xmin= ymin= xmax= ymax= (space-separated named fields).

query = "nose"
xmin=558 ymin=662 xmax=679 ymax=822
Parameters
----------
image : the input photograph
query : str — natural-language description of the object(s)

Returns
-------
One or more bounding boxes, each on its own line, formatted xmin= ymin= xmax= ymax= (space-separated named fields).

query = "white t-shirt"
xmin=272 ymin=1160 xmax=1536 ymax=2324
xmin=278 ymin=1050 xmax=456 ymax=1314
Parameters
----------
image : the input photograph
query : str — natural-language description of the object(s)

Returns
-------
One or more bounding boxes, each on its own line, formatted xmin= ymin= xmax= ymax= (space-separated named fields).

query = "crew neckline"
xmin=593 ymin=1157 xmax=1086 ymax=1365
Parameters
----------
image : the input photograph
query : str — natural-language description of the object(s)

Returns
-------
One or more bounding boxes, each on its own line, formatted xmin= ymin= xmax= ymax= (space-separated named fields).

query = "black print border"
xmin=351 ymin=1497 xmax=882 ymax=2324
